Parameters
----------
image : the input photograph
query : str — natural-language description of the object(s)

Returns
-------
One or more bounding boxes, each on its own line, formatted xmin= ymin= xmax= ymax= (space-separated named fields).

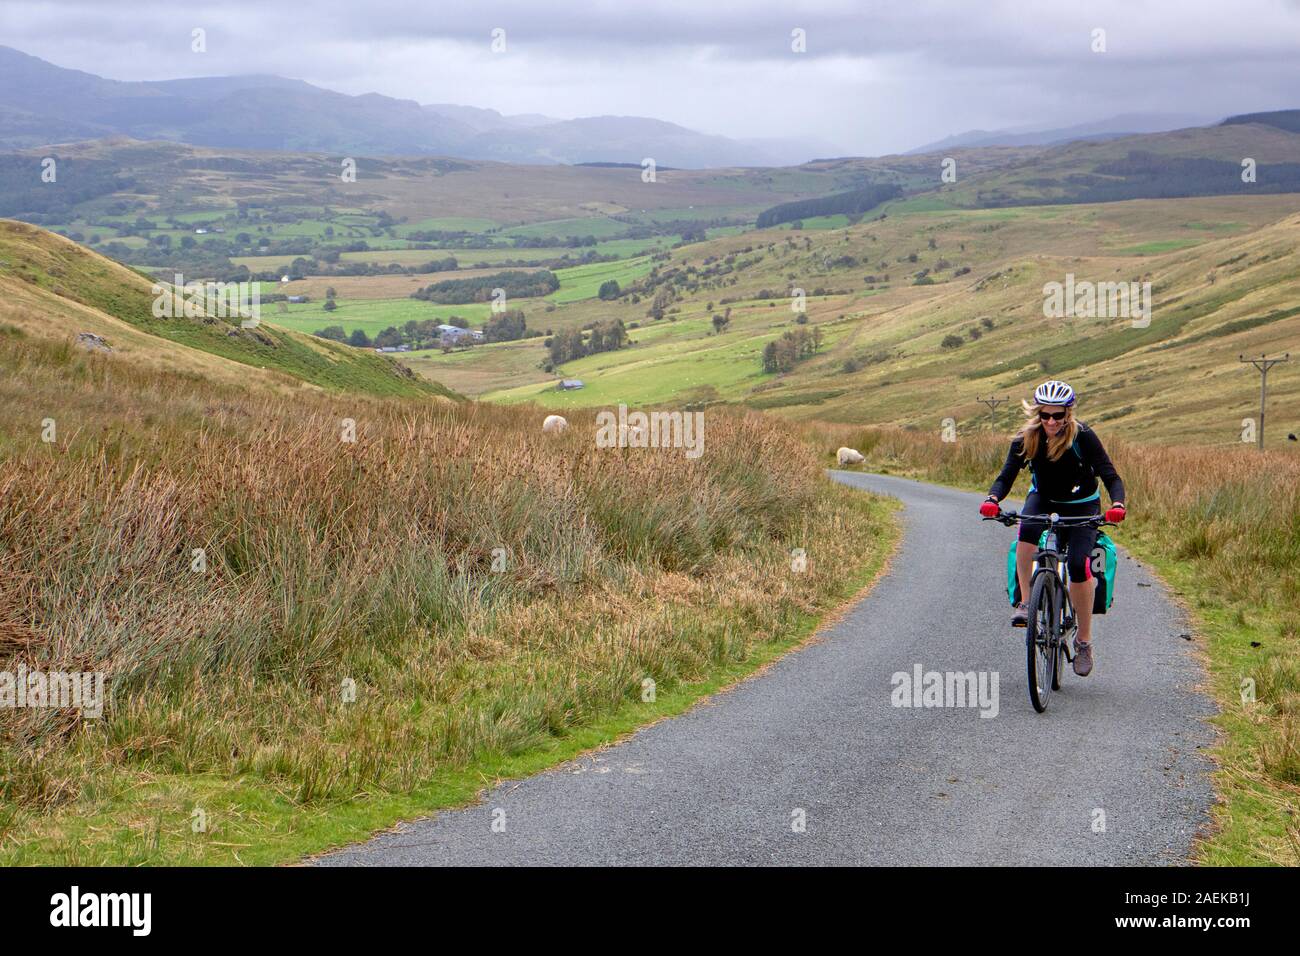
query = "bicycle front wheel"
xmin=1026 ymin=571 xmax=1059 ymax=713
xmin=1051 ymin=586 xmax=1073 ymax=691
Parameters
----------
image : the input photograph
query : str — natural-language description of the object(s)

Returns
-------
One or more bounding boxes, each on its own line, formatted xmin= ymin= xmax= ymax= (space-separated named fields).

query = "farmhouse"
xmin=438 ymin=325 xmax=483 ymax=343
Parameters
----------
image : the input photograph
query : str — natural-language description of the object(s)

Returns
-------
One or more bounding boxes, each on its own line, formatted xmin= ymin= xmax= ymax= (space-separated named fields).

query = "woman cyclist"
xmin=978 ymin=381 xmax=1127 ymax=676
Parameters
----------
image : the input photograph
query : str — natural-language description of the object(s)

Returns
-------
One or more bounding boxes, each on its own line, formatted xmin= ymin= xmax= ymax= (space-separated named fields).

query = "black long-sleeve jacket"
xmin=987 ymin=423 xmax=1125 ymax=505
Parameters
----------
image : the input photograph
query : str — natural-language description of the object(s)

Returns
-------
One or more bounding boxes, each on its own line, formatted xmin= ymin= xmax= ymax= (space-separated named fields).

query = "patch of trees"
xmin=841 ymin=350 xmax=890 ymax=373
xmin=547 ymin=318 xmax=630 ymax=366
xmin=762 ymin=327 xmax=822 ymax=373
xmin=1221 ymin=110 xmax=1300 ymax=134
xmin=324 ymin=317 xmax=476 ymax=351
xmin=978 ymin=152 xmax=1300 ymax=207
xmin=297 ymin=256 xmax=458 ymax=279
xmin=95 ymin=241 xmax=249 ymax=283
xmin=0 ymin=156 xmax=132 ymax=219
xmin=598 ymin=279 xmax=621 ymax=300
xmin=515 ymin=234 xmax=599 ymax=248
xmin=483 ymin=308 xmax=528 ymax=342
xmin=411 ymin=269 xmax=559 ymax=304
xmin=755 ymin=184 xmax=903 ymax=229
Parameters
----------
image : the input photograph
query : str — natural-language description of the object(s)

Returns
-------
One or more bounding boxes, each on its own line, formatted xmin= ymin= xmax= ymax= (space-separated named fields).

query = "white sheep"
xmin=542 ymin=414 xmax=569 ymax=434
xmin=837 ymin=447 xmax=865 ymax=466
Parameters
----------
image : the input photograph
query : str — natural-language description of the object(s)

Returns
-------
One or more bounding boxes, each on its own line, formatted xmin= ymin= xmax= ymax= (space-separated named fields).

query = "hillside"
xmin=6 ymin=116 xmax=1300 ymax=448
xmin=933 ymin=121 xmax=1300 ymax=207
xmin=457 ymin=192 xmax=1300 ymax=446
xmin=0 ymin=220 xmax=457 ymax=398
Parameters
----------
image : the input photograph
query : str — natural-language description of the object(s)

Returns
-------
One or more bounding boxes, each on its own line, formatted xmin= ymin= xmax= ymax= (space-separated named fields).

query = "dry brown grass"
xmin=0 ymin=327 xmax=887 ymax=856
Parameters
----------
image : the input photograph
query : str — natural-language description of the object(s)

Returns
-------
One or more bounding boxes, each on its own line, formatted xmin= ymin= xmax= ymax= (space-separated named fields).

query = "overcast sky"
xmin=3 ymin=0 xmax=1298 ymax=155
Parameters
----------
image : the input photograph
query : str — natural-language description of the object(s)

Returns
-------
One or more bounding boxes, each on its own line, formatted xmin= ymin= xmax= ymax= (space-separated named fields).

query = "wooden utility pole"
xmin=1240 ymin=353 xmax=1290 ymax=449
xmin=976 ymin=395 xmax=1011 ymax=432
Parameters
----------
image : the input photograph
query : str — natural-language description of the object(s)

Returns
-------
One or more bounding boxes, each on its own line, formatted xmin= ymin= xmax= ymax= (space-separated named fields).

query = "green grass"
xmin=632 ymin=204 xmax=765 ymax=223
xmin=503 ymin=217 xmax=630 ymax=239
xmin=549 ymin=256 xmax=656 ymax=304
xmin=1183 ymin=221 xmax=1246 ymax=232
xmin=883 ymin=196 xmax=960 ymax=215
xmin=789 ymin=214 xmax=851 ymax=230
xmin=270 ymin=299 xmax=493 ymax=338
xmin=1115 ymin=238 xmax=1204 ymax=255
xmin=395 ymin=217 xmax=500 ymax=235
xmin=1127 ymin=550 xmax=1298 ymax=865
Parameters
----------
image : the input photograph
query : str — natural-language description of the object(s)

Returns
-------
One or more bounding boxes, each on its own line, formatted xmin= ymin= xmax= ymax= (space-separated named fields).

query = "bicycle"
xmin=983 ymin=510 xmax=1115 ymax=713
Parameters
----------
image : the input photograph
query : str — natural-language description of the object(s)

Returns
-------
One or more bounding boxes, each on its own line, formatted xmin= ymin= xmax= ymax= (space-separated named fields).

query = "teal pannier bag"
xmin=1005 ymin=530 xmax=1118 ymax=614
xmin=1091 ymin=531 xmax=1117 ymax=614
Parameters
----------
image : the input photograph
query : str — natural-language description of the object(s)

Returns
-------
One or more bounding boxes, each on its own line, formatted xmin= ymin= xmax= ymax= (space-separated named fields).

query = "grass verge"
xmin=2 ymin=492 xmax=897 ymax=865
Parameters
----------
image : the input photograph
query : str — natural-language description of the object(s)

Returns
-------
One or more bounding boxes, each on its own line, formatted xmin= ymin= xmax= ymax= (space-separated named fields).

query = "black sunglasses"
xmin=1038 ymin=410 xmax=1068 ymax=421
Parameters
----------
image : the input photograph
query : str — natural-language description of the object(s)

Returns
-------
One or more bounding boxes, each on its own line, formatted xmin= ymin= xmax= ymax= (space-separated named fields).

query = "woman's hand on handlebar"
xmin=979 ymin=497 xmax=1000 ymax=518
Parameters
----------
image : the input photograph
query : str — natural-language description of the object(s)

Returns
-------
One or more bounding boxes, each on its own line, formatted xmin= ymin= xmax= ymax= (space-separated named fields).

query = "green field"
xmin=788 ymin=214 xmax=852 ymax=229
xmin=395 ymin=216 xmax=500 ymax=235
xmin=268 ymin=298 xmax=493 ymax=337
xmin=502 ymin=216 xmax=630 ymax=239
xmin=1114 ymin=238 xmax=1204 ymax=255
xmin=549 ymin=256 xmax=656 ymax=304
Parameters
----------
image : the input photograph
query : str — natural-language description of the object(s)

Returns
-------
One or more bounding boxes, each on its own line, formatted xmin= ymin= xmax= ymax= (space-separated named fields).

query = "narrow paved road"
xmin=317 ymin=473 xmax=1216 ymax=866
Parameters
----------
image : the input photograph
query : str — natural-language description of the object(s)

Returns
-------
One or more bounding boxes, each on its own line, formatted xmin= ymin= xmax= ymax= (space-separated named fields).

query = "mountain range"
xmin=0 ymin=44 xmax=837 ymax=168
xmin=905 ymin=112 xmax=1222 ymax=154
xmin=1 ymin=44 xmax=1290 ymax=172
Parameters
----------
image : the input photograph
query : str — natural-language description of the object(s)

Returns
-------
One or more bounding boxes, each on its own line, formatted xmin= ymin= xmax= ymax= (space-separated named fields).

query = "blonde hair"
xmin=1018 ymin=399 xmax=1078 ymax=462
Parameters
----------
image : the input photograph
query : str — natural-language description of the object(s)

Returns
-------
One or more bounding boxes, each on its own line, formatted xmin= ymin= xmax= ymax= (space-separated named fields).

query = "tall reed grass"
xmin=0 ymin=331 xmax=886 ymax=854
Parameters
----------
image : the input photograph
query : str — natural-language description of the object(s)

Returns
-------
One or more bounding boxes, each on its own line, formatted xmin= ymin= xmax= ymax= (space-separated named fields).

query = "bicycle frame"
xmin=983 ymin=509 xmax=1115 ymax=711
xmin=1031 ymin=519 xmax=1079 ymax=653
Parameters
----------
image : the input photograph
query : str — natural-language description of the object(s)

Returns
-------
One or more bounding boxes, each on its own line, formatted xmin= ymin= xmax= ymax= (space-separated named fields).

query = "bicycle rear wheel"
xmin=1026 ymin=570 xmax=1059 ymax=713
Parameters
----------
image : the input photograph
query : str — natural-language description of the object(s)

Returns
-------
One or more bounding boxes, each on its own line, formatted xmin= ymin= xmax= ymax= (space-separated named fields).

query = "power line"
xmin=975 ymin=395 xmax=1011 ymax=431
xmin=1239 ymin=353 xmax=1290 ymax=450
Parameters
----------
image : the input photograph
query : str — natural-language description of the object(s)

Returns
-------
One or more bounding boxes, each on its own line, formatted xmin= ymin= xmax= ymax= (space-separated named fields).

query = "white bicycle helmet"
xmin=1033 ymin=379 xmax=1075 ymax=406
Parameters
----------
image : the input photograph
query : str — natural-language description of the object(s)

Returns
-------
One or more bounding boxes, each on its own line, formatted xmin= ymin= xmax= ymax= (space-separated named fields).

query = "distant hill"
xmin=0 ymin=45 xmax=824 ymax=168
xmin=1221 ymin=109 xmax=1300 ymax=134
xmin=930 ymin=122 xmax=1300 ymax=208
xmin=907 ymin=113 xmax=1220 ymax=154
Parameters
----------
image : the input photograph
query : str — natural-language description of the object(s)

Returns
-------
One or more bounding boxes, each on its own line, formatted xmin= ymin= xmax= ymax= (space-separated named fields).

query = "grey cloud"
xmin=1 ymin=0 xmax=1297 ymax=155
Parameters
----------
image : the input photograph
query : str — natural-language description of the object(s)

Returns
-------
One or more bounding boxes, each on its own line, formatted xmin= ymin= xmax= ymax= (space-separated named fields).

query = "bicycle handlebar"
xmin=982 ymin=510 xmax=1115 ymax=530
